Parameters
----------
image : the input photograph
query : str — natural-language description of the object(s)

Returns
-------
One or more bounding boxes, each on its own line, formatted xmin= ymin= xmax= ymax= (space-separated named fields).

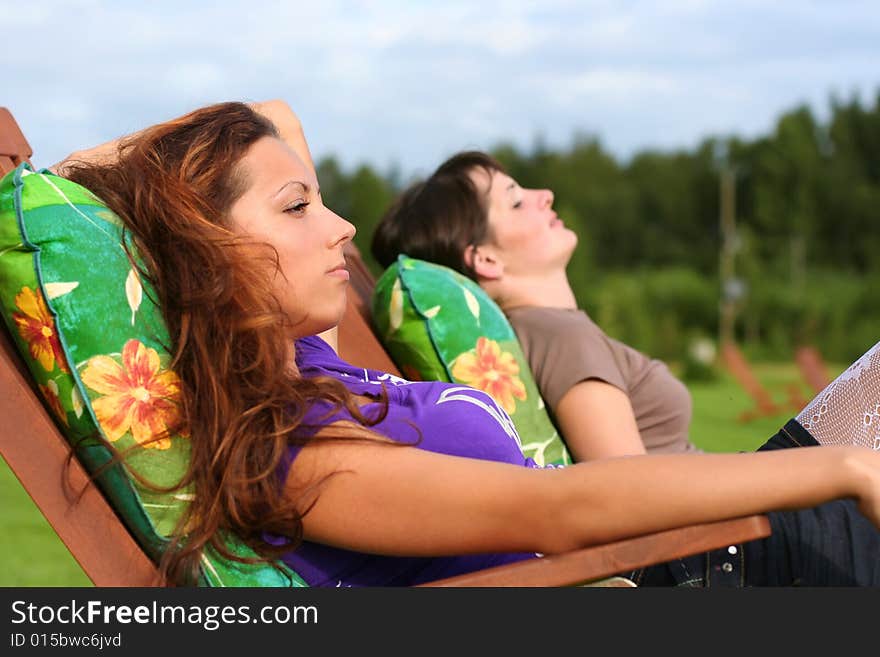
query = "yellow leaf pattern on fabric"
xmin=71 ymin=386 xmax=84 ymax=419
xmin=520 ymin=435 xmax=558 ymax=468
xmin=462 ymin=286 xmax=480 ymax=324
xmin=38 ymin=379 xmax=68 ymax=426
xmin=0 ymin=244 xmax=24 ymax=258
xmin=389 ymin=277 xmax=403 ymax=333
xmin=125 ymin=268 xmax=143 ymax=326
xmin=44 ymin=281 xmax=79 ymax=299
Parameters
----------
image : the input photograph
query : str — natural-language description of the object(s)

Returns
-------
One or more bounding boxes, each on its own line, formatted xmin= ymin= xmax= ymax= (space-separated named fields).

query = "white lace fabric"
xmin=797 ymin=341 xmax=880 ymax=450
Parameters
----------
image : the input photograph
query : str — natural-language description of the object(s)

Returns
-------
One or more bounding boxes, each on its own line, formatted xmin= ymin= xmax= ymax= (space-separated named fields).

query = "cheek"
xmin=273 ymin=233 xmax=317 ymax=278
xmin=503 ymin=221 xmax=544 ymax=250
xmin=267 ymin=242 xmax=312 ymax=302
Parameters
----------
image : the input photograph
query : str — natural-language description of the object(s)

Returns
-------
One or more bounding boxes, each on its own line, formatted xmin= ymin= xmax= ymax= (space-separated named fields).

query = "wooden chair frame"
xmin=720 ymin=341 xmax=807 ymax=422
xmin=0 ymin=106 xmax=770 ymax=587
xmin=795 ymin=345 xmax=832 ymax=396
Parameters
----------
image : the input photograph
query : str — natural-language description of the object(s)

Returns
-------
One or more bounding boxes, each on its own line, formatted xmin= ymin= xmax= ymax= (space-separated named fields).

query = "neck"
xmin=484 ymin=270 xmax=577 ymax=311
xmin=316 ymin=327 xmax=339 ymax=353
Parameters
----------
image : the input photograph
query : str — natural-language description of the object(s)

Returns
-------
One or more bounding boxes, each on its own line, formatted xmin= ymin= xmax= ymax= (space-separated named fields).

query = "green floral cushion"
xmin=0 ymin=163 xmax=306 ymax=587
xmin=372 ymin=255 xmax=572 ymax=467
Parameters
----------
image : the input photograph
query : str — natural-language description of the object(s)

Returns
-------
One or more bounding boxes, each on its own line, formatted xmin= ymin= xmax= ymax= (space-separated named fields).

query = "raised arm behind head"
xmin=52 ymin=99 xmax=314 ymax=177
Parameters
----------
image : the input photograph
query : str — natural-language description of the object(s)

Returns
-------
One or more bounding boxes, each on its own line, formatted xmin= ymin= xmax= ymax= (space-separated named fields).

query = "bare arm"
xmin=288 ymin=434 xmax=880 ymax=558
xmin=50 ymin=98 xmax=313 ymax=175
xmin=249 ymin=99 xmax=316 ymax=175
xmin=554 ymin=380 xmax=646 ymax=460
xmin=50 ymin=134 xmax=127 ymax=175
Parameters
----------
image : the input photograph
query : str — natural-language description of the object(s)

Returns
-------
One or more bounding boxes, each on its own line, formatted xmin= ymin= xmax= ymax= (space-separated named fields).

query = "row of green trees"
xmin=318 ymin=91 xmax=880 ymax=366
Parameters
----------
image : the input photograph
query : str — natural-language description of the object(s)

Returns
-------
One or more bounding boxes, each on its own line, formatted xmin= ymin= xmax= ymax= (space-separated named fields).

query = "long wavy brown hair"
xmin=65 ymin=102 xmax=387 ymax=585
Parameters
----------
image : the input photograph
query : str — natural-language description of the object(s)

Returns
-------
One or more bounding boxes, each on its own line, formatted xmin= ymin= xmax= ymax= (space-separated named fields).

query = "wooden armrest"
xmin=419 ymin=515 xmax=771 ymax=587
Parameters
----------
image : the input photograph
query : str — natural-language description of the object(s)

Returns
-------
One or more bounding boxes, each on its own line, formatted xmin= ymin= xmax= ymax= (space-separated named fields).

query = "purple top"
xmin=272 ymin=335 xmax=542 ymax=586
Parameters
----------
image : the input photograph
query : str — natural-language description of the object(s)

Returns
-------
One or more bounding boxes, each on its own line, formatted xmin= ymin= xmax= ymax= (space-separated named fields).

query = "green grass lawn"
xmin=688 ymin=362 xmax=811 ymax=453
xmin=0 ymin=453 xmax=92 ymax=586
xmin=0 ymin=360 xmax=834 ymax=587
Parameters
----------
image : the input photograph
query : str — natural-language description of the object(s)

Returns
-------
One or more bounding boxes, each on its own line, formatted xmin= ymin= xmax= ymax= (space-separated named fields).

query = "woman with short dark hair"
xmin=373 ymin=151 xmax=700 ymax=461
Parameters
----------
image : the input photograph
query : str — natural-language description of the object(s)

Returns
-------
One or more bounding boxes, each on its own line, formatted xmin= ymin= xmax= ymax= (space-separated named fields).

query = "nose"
xmin=328 ymin=209 xmax=356 ymax=247
xmin=533 ymin=188 xmax=553 ymax=209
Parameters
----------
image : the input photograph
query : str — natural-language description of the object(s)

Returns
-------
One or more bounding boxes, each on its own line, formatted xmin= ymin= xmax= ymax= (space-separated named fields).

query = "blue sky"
xmin=3 ymin=0 xmax=879 ymax=179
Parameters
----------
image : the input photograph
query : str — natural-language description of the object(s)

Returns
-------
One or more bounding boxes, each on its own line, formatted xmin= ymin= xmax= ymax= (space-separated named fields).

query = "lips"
xmin=327 ymin=262 xmax=350 ymax=280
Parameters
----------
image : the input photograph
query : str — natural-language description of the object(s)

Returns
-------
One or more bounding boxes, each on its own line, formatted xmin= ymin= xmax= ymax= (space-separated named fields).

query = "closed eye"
xmin=284 ymin=200 xmax=310 ymax=215
xmin=512 ymin=200 xmax=522 ymax=209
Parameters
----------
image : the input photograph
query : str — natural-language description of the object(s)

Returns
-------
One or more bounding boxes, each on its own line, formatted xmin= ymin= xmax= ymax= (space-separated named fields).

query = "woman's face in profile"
xmin=229 ymin=137 xmax=356 ymax=338
xmin=474 ymin=168 xmax=577 ymax=276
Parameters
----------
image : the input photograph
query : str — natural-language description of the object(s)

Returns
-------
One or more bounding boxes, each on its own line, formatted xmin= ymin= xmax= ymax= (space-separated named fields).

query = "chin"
xmin=562 ymin=232 xmax=578 ymax=256
xmin=290 ymin=304 xmax=347 ymax=339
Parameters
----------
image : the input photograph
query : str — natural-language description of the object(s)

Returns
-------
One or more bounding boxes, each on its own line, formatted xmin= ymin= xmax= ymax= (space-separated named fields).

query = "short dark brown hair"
xmin=371 ymin=151 xmax=505 ymax=278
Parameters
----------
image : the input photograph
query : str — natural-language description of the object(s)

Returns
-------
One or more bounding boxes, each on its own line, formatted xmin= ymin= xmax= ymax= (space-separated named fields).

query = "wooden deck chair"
xmin=795 ymin=346 xmax=832 ymax=396
xmin=720 ymin=341 xmax=807 ymax=423
xmin=0 ymin=106 xmax=769 ymax=587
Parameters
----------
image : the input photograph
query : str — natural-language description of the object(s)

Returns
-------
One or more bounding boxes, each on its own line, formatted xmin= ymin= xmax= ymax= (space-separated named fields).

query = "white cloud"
xmin=2 ymin=0 xmax=878 ymax=174
xmin=39 ymin=97 xmax=93 ymax=123
xmin=0 ymin=4 xmax=53 ymax=27
xmin=164 ymin=62 xmax=227 ymax=97
xmin=563 ymin=69 xmax=679 ymax=98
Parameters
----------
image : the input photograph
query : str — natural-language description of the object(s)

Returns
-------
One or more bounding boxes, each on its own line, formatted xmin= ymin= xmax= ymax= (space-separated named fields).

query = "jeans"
xmin=633 ymin=419 xmax=880 ymax=587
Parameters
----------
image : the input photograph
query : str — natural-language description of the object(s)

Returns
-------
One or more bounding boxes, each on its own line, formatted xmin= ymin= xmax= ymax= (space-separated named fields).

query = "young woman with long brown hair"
xmin=57 ymin=100 xmax=880 ymax=587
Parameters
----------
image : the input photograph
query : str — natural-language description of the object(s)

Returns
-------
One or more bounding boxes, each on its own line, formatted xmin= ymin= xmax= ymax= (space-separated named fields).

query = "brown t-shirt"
xmin=506 ymin=306 xmax=697 ymax=454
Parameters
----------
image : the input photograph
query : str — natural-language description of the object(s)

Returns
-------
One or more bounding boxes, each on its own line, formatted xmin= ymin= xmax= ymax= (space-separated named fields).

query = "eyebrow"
xmin=273 ymin=180 xmax=310 ymax=198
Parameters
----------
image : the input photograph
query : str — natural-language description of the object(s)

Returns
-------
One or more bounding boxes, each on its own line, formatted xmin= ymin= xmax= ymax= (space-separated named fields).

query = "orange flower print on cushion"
xmin=451 ymin=337 xmax=527 ymax=414
xmin=12 ymin=286 xmax=70 ymax=373
xmin=38 ymin=380 xmax=68 ymax=427
xmin=81 ymin=339 xmax=185 ymax=449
